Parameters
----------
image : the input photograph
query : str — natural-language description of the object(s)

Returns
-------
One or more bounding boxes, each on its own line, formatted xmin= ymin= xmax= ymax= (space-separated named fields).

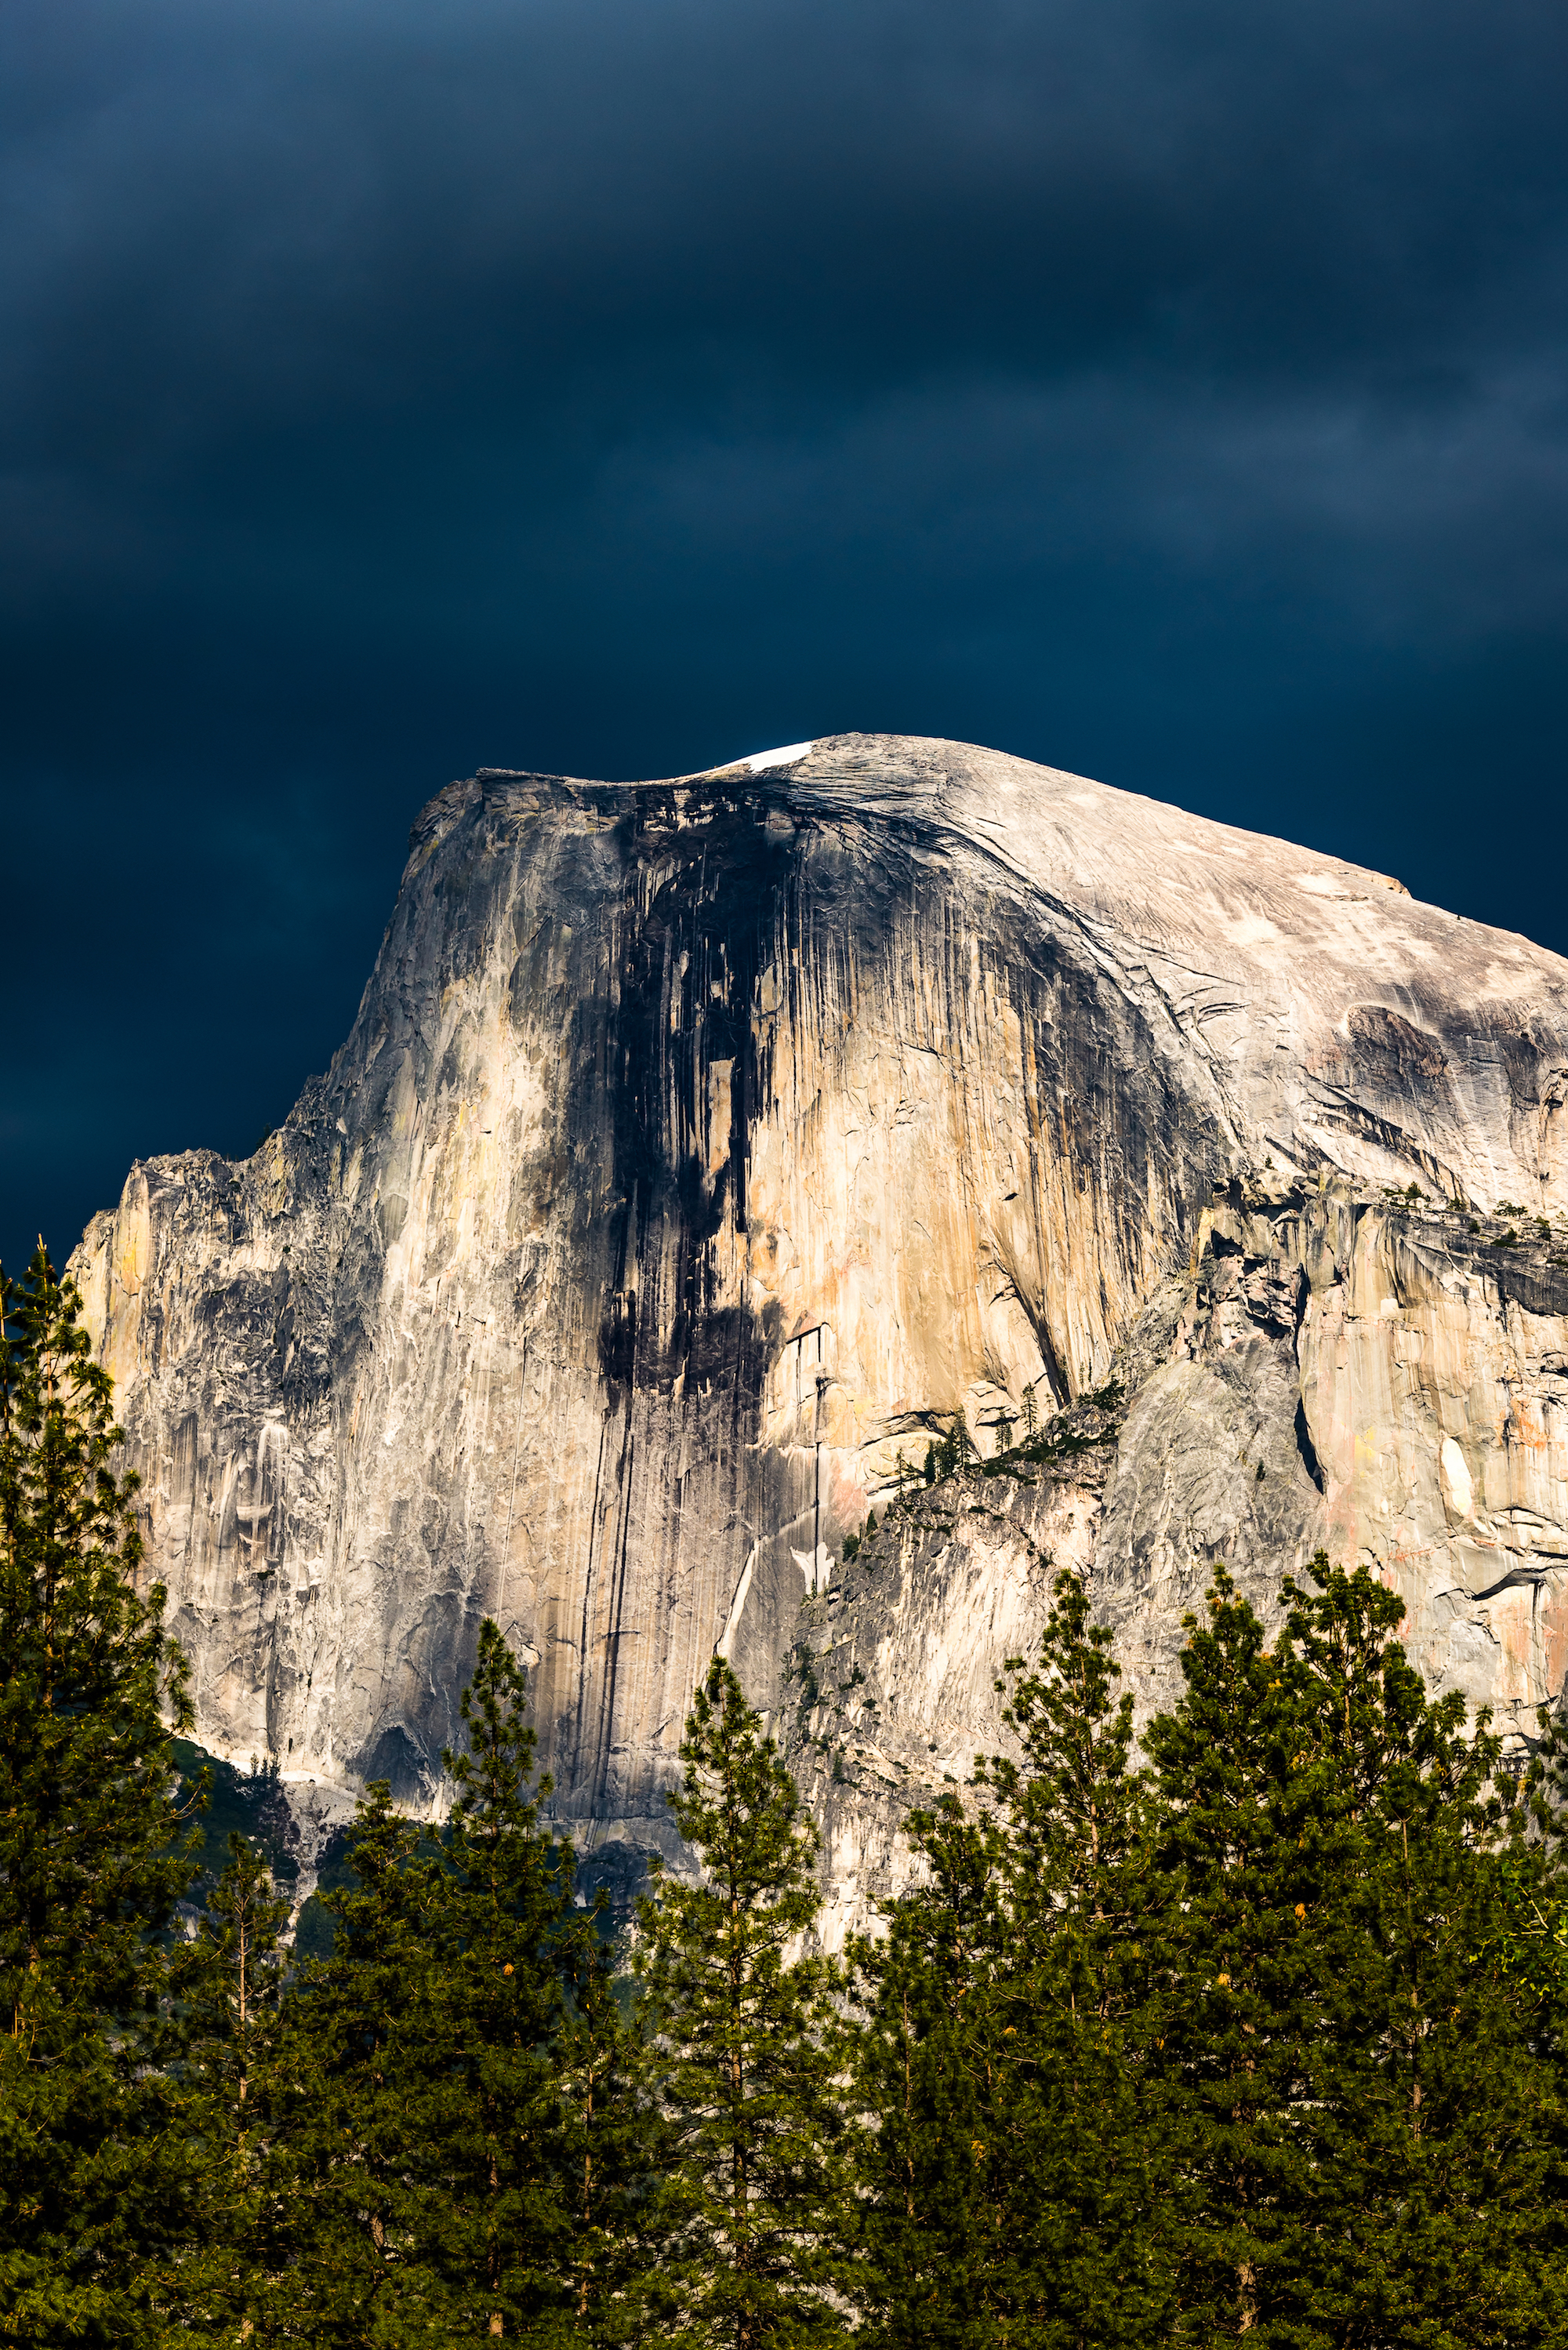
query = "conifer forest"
xmin=3 ymin=1244 xmax=1566 ymax=2349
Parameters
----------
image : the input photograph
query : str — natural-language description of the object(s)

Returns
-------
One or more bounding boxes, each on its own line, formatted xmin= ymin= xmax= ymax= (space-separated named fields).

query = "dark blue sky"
xmin=3 ymin=0 xmax=1566 ymax=1274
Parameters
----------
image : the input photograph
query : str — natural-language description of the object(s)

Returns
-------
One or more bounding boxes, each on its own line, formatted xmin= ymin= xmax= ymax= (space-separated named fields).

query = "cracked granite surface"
xmin=69 ymin=735 xmax=1568 ymax=1911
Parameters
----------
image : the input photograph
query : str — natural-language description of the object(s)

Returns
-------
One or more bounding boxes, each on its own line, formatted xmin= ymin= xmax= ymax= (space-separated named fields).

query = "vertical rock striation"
xmin=70 ymin=736 xmax=1568 ymax=1894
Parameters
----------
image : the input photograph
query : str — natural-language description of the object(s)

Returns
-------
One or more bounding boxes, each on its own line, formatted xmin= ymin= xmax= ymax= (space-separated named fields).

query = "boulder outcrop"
xmin=70 ymin=736 xmax=1568 ymax=1897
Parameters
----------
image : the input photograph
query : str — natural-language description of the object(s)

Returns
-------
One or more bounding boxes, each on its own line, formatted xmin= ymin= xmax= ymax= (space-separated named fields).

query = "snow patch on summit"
xmin=744 ymin=741 xmax=814 ymax=772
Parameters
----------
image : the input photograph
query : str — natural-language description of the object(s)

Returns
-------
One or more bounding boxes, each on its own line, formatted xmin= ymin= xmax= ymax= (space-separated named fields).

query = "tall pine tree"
xmin=267 ymin=1783 xmax=450 ymax=2344
xmin=0 ymin=1243 xmax=202 ymax=2348
xmin=263 ymin=1619 xmax=651 ymax=2344
xmin=639 ymin=1656 xmax=850 ymax=2349
xmin=1140 ymin=1564 xmax=1331 ymax=2341
xmin=1144 ymin=1555 xmax=1568 ymax=2347
xmin=849 ymin=1790 xmax=1013 ymax=2348
xmin=430 ymin=1617 xmax=581 ymax=2339
xmin=1281 ymin=1556 xmax=1568 ymax=2348
xmin=556 ymin=1879 xmax=674 ymax=2345
xmin=853 ymin=1567 xmax=1168 ymax=2349
xmin=165 ymin=1832 xmax=291 ymax=2342
xmin=983 ymin=1568 xmax=1170 ymax=2347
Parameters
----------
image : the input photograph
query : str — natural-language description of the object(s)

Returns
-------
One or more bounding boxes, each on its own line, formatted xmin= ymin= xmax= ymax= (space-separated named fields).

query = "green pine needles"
xmin=170 ymin=1832 xmax=292 ymax=2340
xmin=637 ymin=1657 xmax=851 ymax=2349
xmin=2 ymin=1234 xmax=1566 ymax=2343
xmin=850 ymin=1567 xmax=1168 ymax=2348
xmin=848 ymin=1559 xmax=1568 ymax=2349
xmin=0 ymin=1243 xmax=202 ymax=2348
xmin=1141 ymin=1559 xmax=1568 ymax=2345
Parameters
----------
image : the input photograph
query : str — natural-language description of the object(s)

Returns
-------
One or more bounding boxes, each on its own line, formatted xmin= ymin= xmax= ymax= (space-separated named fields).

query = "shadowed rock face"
xmin=71 ymin=736 xmax=1568 ymax=1890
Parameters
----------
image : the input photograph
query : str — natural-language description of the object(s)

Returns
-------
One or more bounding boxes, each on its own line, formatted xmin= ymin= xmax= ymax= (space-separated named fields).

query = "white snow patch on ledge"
xmin=745 ymin=741 xmax=814 ymax=772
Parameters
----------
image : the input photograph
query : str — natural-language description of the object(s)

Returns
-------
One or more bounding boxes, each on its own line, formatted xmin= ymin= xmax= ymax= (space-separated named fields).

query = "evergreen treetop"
xmin=165 ymin=1832 xmax=291 ymax=2345
xmin=854 ymin=1573 xmax=1171 ymax=2349
xmin=1145 ymin=1554 xmax=1568 ymax=2346
xmin=432 ymin=1617 xmax=582 ymax=2337
xmin=639 ymin=1654 xmax=851 ymax=2350
xmin=0 ymin=1242 xmax=202 ymax=2347
xmin=266 ymin=1783 xmax=452 ymax=2343
xmin=0 ymin=1240 xmax=198 ymax=2009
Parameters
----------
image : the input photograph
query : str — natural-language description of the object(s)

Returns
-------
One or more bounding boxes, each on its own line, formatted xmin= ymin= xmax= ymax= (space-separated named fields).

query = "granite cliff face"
xmin=71 ymin=736 xmax=1568 ymax=1901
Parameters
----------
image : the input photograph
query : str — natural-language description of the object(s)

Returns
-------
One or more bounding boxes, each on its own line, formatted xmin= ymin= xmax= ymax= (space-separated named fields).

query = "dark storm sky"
xmin=3 ymin=0 xmax=1566 ymax=1273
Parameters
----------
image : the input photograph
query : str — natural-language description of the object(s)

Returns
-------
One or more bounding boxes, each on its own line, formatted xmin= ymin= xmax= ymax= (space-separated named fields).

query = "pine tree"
xmin=639 ymin=1656 xmax=851 ymax=2348
xmin=268 ymin=1782 xmax=450 ymax=2344
xmin=854 ymin=1569 xmax=1168 ymax=2348
xmin=931 ymin=1411 xmax=970 ymax=1482
xmin=1520 ymin=1695 xmax=1568 ymax=2304
xmin=1519 ymin=1691 xmax=1568 ymax=2027
xmin=268 ymin=1620 xmax=657 ymax=2344
xmin=1279 ymin=1556 xmax=1568 ymax=2348
xmin=984 ymin=1570 xmax=1171 ymax=2346
xmin=557 ymin=1892 xmax=675 ymax=2345
xmin=1139 ymin=1564 xmax=1328 ymax=2341
xmin=849 ymin=1792 xmax=1011 ymax=2348
xmin=1144 ymin=1555 xmax=1568 ymax=2347
xmin=0 ymin=1243 xmax=202 ymax=2347
xmin=430 ymin=1617 xmax=580 ymax=2339
xmin=166 ymin=1832 xmax=291 ymax=2341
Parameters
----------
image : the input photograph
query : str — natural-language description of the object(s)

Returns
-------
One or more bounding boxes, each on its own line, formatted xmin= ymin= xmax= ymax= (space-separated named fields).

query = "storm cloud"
xmin=3 ymin=0 xmax=1566 ymax=1266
